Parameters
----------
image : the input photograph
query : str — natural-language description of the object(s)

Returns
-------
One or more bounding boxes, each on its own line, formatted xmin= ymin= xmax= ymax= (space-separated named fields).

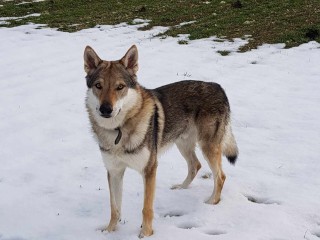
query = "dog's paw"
xmin=96 ymin=225 xmax=107 ymax=232
xmin=97 ymin=223 xmax=117 ymax=233
xmin=205 ymin=197 xmax=220 ymax=205
xmin=106 ymin=224 xmax=117 ymax=232
xmin=138 ymin=227 xmax=153 ymax=238
xmin=171 ymin=184 xmax=187 ymax=190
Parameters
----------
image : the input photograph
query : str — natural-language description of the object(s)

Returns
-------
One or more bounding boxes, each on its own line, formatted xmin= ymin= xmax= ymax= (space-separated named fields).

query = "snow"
xmin=177 ymin=21 xmax=197 ymax=27
xmin=1 ymin=0 xmax=47 ymax=4
xmin=0 ymin=13 xmax=41 ymax=25
xmin=0 ymin=22 xmax=320 ymax=240
xmin=131 ymin=19 xmax=151 ymax=24
xmin=16 ymin=1 xmax=46 ymax=5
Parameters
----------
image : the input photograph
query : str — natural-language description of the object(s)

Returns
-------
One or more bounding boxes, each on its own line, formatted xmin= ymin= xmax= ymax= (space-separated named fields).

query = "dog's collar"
xmin=114 ymin=127 xmax=122 ymax=145
xmin=99 ymin=127 xmax=121 ymax=150
xmin=113 ymin=105 xmax=158 ymax=147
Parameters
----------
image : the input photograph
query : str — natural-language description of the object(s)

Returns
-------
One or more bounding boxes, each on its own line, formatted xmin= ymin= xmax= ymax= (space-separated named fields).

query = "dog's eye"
xmin=95 ymin=83 xmax=102 ymax=89
xmin=116 ymin=84 xmax=125 ymax=91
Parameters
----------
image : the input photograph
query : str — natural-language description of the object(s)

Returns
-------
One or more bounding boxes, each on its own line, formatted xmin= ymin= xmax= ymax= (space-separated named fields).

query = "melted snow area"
xmin=0 ymin=23 xmax=320 ymax=240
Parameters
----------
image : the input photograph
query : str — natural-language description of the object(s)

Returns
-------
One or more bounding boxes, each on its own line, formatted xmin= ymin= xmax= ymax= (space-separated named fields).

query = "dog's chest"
xmin=97 ymin=128 xmax=150 ymax=173
xmin=101 ymin=147 xmax=150 ymax=173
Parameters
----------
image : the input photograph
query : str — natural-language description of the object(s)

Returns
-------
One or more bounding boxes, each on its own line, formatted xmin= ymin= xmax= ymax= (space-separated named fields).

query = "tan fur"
xmin=200 ymin=143 xmax=226 ymax=204
xmin=140 ymin=153 xmax=157 ymax=238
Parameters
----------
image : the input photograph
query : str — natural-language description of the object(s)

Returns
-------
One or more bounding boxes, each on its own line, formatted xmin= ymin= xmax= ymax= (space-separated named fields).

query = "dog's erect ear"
xmin=84 ymin=46 xmax=102 ymax=74
xmin=120 ymin=45 xmax=139 ymax=75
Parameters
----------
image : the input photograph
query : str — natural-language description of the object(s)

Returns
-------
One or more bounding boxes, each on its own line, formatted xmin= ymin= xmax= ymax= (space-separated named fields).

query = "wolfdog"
xmin=84 ymin=45 xmax=238 ymax=238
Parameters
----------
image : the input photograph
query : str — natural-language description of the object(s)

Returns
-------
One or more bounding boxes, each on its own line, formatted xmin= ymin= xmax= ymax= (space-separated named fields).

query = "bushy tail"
xmin=222 ymin=122 xmax=239 ymax=165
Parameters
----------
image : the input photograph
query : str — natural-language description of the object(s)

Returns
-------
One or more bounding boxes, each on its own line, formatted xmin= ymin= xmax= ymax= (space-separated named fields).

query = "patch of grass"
xmin=178 ymin=40 xmax=188 ymax=45
xmin=217 ymin=50 xmax=231 ymax=56
xmin=1 ymin=0 xmax=320 ymax=51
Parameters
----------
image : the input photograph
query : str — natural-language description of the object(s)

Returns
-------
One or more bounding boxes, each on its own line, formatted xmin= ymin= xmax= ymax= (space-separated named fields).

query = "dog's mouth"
xmin=100 ymin=113 xmax=112 ymax=118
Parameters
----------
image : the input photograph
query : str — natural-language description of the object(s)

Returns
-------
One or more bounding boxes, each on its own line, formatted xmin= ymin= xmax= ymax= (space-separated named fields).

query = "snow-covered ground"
xmin=0 ymin=23 xmax=320 ymax=240
xmin=0 ymin=14 xmax=41 ymax=25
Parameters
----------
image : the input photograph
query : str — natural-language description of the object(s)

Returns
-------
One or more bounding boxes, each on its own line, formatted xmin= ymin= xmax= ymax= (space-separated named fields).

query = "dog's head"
xmin=84 ymin=45 xmax=139 ymax=118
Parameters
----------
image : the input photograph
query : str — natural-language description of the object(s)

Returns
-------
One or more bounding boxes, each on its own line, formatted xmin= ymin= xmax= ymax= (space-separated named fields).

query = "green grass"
xmin=217 ymin=50 xmax=231 ymax=56
xmin=1 ymin=0 xmax=320 ymax=51
xmin=178 ymin=40 xmax=189 ymax=45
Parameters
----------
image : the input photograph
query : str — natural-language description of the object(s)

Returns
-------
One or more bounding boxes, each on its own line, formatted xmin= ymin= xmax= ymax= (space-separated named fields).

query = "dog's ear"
xmin=84 ymin=46 xmax=102 ymax=74
xmin=120 ymin=45 xmax=139 ymax=75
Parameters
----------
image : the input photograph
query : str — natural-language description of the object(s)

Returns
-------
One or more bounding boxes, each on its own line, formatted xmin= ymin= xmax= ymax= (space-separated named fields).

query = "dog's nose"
xmin=99 ymin=103 xmax=113 ymax=117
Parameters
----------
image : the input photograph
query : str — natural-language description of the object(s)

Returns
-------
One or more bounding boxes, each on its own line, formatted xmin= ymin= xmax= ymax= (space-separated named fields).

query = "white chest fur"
xmin=101 ymin=147 xmax=150 ymax=173
xmin=97 ymin=127 xmax=151 ymax=174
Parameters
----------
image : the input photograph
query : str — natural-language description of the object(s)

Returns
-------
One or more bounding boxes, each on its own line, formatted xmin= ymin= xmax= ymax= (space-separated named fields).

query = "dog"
xmin=84 ymin=45 xmax=238 ymax=238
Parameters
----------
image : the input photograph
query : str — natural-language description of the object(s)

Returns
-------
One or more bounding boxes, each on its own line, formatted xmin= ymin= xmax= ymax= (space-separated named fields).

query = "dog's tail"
xmin=222 ymin=120 xmax=239 ymax=165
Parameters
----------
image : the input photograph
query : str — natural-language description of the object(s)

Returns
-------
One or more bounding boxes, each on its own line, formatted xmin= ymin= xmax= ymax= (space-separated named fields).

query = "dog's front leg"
xmin=139 ymin=159 xmax=157 ymax=238
xmin=105 ymin=168 xmax=125 ymax=232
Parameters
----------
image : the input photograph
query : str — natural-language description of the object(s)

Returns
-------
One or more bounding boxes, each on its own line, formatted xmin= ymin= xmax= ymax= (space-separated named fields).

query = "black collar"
xmin=114 ymin=127 xmax=122 ymax=145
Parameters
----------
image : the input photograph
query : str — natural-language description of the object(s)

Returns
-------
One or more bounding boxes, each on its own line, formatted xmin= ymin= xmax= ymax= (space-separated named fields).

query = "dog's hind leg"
xmin=104 ymin=168 xmax=126 ymax=232
xmin=200 ymin=143 xmax=225 ymax=204
xmin=171 ymin=138 xmax=201 ymax=189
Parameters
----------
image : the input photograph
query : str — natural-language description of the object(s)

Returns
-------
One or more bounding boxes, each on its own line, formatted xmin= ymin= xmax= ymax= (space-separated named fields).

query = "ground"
xmin=1 ymin=0 xmax=320 ymax=51
xmin=0 ymin=21 xmax=320 ymax=240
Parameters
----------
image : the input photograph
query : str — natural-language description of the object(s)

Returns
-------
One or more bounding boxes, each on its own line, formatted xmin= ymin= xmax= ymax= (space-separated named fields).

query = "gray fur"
xmin=152 ymin=80 xmax=231 ymax=148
